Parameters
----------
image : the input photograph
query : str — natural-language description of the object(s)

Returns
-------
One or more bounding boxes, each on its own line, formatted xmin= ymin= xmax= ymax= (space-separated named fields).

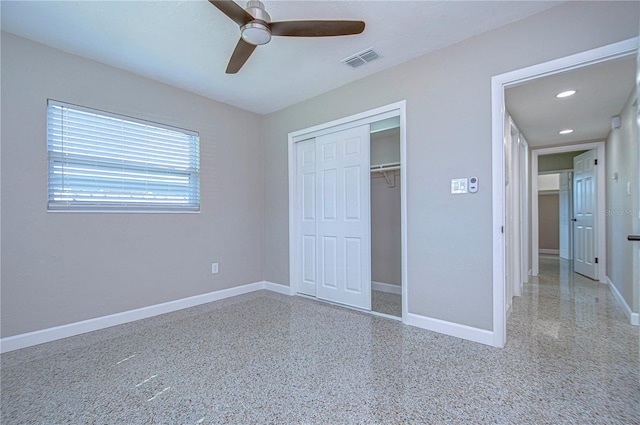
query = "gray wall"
xmin=3 ymin=2 xmax=639 ymax=340
xmin=539 ymin=194 xmax=560 ymax=251
xmin=606 ymin=87 xmax=639 ymax=313
xmin=262 ymin=2 xmax=639 ymax=331
xmin=539 ymin=151 xmax=587 ymax=172
xmin=371 ymin=129 xmax=401 ymax=286
xmin=1 ymin=33 xmax=264 ymax=337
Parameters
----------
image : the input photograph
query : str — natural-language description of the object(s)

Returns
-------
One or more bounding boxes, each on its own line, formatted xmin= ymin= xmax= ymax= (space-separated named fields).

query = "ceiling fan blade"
xmin=270 ymin=20 xmax=365 ymax=37
xmin=209 ymin=0 xmax=254 ymax=27
xmin=226 ymin=38 xmax=257 ymax=74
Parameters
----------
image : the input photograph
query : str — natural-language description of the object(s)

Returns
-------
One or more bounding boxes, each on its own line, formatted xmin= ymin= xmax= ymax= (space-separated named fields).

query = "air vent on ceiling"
xmin=342 ymin=48 xmax=381 ymax=68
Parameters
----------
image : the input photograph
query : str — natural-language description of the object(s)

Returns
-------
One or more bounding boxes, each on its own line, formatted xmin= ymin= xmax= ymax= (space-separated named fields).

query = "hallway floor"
xmin=2 ymin=258 xmax=639 ymax=424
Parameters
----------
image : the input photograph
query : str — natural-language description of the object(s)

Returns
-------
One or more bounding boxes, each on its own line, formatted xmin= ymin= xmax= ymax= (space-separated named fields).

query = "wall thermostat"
xmin=469 ymin=176 xmax=479 ymax=193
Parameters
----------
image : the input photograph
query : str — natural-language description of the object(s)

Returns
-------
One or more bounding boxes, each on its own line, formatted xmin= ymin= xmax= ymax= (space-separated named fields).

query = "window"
xmin=47 ymin=100 xmax=200 ymax=212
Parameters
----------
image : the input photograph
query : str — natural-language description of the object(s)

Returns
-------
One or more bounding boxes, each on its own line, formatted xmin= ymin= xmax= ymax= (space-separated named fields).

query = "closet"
xmin=290 ymin=102 xmax=405 ymax=318
xmin=370 ymin=118 xmax=402 ymax=317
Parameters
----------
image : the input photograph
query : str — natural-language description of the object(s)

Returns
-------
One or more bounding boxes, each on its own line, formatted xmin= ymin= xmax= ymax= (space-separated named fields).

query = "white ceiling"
xmin=1 ymin=0 xmax=563 ymax=115
xmin=506 ymin=56 xmax=637 ymax=148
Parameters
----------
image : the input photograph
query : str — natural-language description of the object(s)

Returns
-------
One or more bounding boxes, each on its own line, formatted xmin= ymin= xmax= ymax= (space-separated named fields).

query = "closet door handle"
xmin=571 ymin=218 xmax=577 ymax=222
xmin=628 ymin=235 xmax=640 ymax=241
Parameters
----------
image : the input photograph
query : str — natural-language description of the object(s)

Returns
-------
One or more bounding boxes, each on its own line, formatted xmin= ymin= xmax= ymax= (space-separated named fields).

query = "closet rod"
xmin=371 ymin=166 xmax=400 ymax=173
xmin=370 ymin=162 xmax=401 ymax=172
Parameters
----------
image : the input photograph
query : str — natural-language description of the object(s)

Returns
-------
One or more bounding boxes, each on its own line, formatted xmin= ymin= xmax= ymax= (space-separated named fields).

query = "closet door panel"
xmin=316 ymin=124 xmax=371 ymax=310
xmin=296 ymin=139 xmax=317 ymax=296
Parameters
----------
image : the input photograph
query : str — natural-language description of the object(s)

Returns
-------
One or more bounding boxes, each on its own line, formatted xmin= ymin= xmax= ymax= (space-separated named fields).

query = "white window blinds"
xmin=47 ymin=100 xmax=200 ymax=212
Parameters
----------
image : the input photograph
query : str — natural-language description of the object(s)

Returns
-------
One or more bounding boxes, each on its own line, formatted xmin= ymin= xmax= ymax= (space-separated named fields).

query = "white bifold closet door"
xmin=296 ymin=124 xmax=371 ymax=310
xmin=296 ymin=138 xmax=318 ymax=296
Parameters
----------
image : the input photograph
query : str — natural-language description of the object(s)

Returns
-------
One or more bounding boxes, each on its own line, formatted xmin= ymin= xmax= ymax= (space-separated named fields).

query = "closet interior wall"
xmin=371 ymin=127 xmax=402 ymax=291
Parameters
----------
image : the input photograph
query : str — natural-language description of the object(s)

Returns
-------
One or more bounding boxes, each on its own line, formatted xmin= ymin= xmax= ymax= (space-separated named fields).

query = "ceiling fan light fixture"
xmin=210 ymin=0 xmax=366 ymax=73
xmin=241 ymin=22 xmax=271 ymax=45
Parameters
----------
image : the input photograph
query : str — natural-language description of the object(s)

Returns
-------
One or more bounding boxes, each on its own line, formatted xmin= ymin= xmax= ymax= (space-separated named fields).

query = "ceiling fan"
xmin=209 ymin=0 xmax=365 ymax=74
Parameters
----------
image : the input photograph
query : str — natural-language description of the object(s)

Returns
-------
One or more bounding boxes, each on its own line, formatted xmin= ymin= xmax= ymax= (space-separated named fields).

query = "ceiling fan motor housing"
xmin=242 ymin=0 xmax=272 ymax=45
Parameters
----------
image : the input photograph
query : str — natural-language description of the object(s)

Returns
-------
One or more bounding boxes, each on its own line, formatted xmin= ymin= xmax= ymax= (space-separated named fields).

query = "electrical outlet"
xmin=211 ymin=263 xmax=219 ymax=274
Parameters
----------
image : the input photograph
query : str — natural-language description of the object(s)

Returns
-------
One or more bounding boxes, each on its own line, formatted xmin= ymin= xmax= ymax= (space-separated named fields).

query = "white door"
xmin=504 ymin=121 xmax=512 ymax=313
xmin=637 ymin=92 xmax=640 ymax=357
xmin=573 ymin=150 xmax=597 ymax=279
xmin=511 ymin=126 xmax=522 ymax=298
xmin=316 ymin=124 xmax=371 ymax=309
xmin=519 ymin=136 xmax=530 ymax=287
xmin=296 ymin=138 xmax=317 ymax=296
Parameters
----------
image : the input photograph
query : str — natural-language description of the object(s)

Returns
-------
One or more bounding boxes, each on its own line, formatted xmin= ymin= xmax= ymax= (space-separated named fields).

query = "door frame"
xmin=507 ymin=117 xmax=523 ymax=301
xmin=519 ymin=134 xmax=530 ymax=290
xmin=288 ymin=101 xmax=407 ymax=321
xmin=531 ymin=143 xmax=606 ymax=280
xmin=491 ymin=37 xmax=638 ymax=348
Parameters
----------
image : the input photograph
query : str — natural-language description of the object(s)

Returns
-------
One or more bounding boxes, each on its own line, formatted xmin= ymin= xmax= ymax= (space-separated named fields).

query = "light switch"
xmin=451 ymin=178 xmax=468 ymax=194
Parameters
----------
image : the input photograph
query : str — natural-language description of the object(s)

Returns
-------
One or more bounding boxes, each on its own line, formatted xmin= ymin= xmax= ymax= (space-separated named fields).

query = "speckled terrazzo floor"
xmin=371 ymin=290 xmax=401 ymax=317
xmin=2 ymin=256 xmax=639 ymax=424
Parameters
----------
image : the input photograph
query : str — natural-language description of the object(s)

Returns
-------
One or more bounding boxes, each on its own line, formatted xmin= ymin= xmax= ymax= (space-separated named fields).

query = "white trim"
xmin=491 ymin=37 xmax=638 ymax=349
xmin=372 ymin=281 xmax=402 ymax=295
xmin=288 ymin=101 xmax=408 ymax=322
xmin=289 ymin=103 xmax=403 ymax=142
xmin=491 ymin=64 xmax=506 ymax=348
xmin=506 ymin=117 xmax=523 ymax=299
xmin=539 ymin=249 xmax=560 ymax=255
xmin=264 ymin=281 xmax=295 ymax=295
xmin=405 ymin=313 xmax=494 ymax=346
xmin=399 ymin=103 xmax=408 ymax=324
xmin=520 ymin=135 xmax=530 ymax=292
xmin=607 ymin=277 xmax=640 ymax=326
xmin=532 ymin=156 xmax=539 ymax=276
xmin=1 ymin=281 xmax=297 ymax=353
xmin=531 ymin=142 xmax=607 ymax=282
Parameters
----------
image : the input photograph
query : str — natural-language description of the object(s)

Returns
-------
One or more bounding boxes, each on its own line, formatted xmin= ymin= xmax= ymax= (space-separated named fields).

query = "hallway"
xmin=507 ymin=255 xmax=639 ymax=421
xmin=2 ymin=257 xmax=639 ymax=423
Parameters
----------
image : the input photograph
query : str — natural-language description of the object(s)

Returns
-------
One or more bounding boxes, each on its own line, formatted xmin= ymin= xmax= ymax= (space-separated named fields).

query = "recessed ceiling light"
xmin=559 ymin=129 xmax=574 ymax=135
xmin=556 ymin=90 xmax=577 ymax=98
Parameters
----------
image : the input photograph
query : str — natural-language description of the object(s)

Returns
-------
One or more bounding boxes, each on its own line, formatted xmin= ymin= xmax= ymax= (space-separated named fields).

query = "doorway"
xmin=535 ymin=168 xmax=575 ymax=261
xmin=491 ymin=37 xmax=638 ymax=347
xmin=370 ymin=118 xmax=402 ymax=317
xmin=288 ymin=101 xmax=407 ymax=321
xmin=531 ymin=144 xmax=605 ymax=281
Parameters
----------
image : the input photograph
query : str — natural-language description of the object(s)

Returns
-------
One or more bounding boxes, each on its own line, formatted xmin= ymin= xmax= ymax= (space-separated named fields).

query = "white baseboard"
xmin=539 ymin=249 xmax=560 ymax=255
xmin=264 ymin=281 xmax=294 ymax=295
xmin=606 ymin=276 xmax=639 ymax=326
xmin=372 ymin=281 xmax=401 ymax=295
xmin=405 ymin=313 xmax=495 ymax=347
xmin=2 ymin=279 xmax=499 ymax=353
xmin=1 ymin=281 xmax=281 ymax=353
